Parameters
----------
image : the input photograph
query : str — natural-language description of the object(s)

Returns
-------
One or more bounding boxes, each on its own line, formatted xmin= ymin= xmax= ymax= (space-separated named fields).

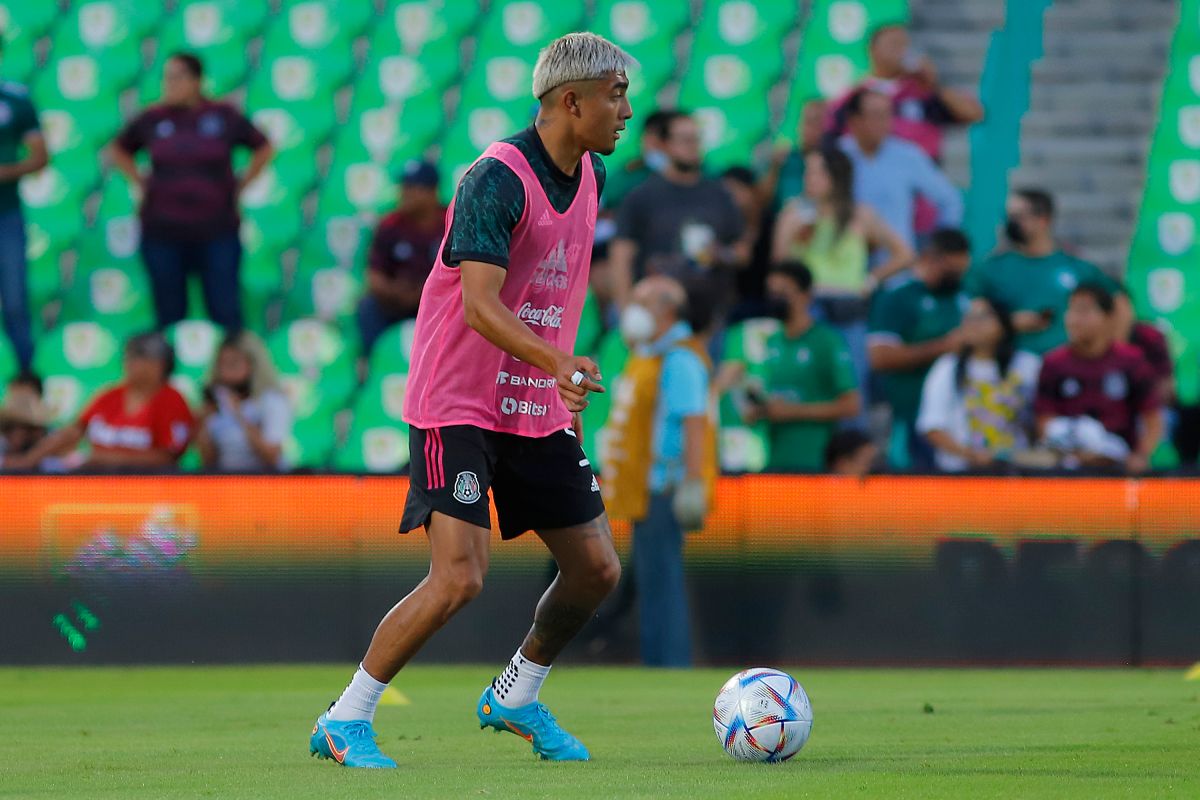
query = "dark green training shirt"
xmin=0 ymin=81 xmax=40 ymax=213
xmin=442 ymin=126 xmax=607 ymax=270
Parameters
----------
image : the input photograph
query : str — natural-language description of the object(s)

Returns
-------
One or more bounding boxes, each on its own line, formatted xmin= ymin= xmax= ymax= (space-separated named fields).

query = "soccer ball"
xmin=713 ymin=667 xmax=813 ymax=762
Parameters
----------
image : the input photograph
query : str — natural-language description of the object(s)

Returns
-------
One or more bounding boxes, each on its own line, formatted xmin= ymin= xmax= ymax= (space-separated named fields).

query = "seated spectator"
xmin=826 ymin=24 xmax=983 ymax=162
xmin=736 ymin=261 xmax=861 ymax=472
xmin=761 ymin=99 xmax=827 ymax=210
xmin=774 ymin=146 xmax=914 ymax=408
xmin=2 ymin=333 xmax=193 ymax=472
xmin=868 ymin=228 xmax=971 ymax=468
xmin=966 ymin=188 xmax=1115 ymax=355
xmin=917 ymin=297 xmax=1041 ymax=472
xmin=1113 ymin=286 xmax=1174 ymax=400
xmin=602 ymin=108 xmax=676 ymax=209
xmin=837 ymin=88 xmax=962 ymax=252
xmin=356 ymin=159 xmax=446 ymax=356
xmin=1035 ymin=285 xmax=1162 ymax=474
xmin=110 ymin=53 xmax=273 ymax=332
xmin=610 ymin=111 xmax=746 ymax=309
xmin=194 ymin=331 xmax=290 ymax=472
xmin=0 ymin=371 xmax=50 ymax=463
xmin=824 ymin=428 xmax=878 ymax=476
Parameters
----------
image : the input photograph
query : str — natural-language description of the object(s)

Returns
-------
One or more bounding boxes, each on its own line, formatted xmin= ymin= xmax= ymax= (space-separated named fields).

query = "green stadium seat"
xmin=278 ymin=0 xmax=375 ymax=40
xmin=33 ymin=321 xmax=123 ymax=425
xmin=477 ymin=0 xmax=585 ymax=52
xmin=40 ymin=102 xmax=124 ymax=161
xmin=164 ymin=318 xmax=223 ymax=403
xmin=333 ymin=422 xmax=410 ymax=472
xmin=20 ymin=165 xmax=90 ymax=246
xmin=240 ymin=162 xmax=314 ymax=219
xmin=376 ymin=0 xmax=480 ymax=55
xmin=688 ymin=102 xmax=771 ymax=170
xmin=0 ymin=1 xmax=58 ymax=42
xmin=32 ymin=55 xmax=123 ymax=107
xmin=716 ymin=317 xmax=781 ymax=473
xmin=251 ymin=105 xmax=334 ymax=165
xmin=593 ymin=0 xmax=690 ymax=50
xmin=267 ymin=318 xmax=359 ymax=415
xmin=283 ymin=265 xmax=364 ymax=327
xmin=357 ymin=49 xmax=462 ymax=109
xmin=25 ymin=222 xmax=65 ymax=313
xmin=239 ymin=254 xmax=285 ymax=335
xmin=283 ymin=408 xmax=338 ymax=469
xmin=367 ymin=318 xmax=417 ymax=374
xmin=460 ymin=54 xmax=537 ymax=109
xmin=317 ymin=159 xmax=396 ymax=217
xmin=298 ymin=214 xmax=372 ymax=271
xmin=59 ymin=263 xmax=156 ymax=335
xmin=176 ymin=0 xmax=270 ymax=39
xmin=338 ymin=99 xmax=444 ymax=171
xmin=0 ymin=330 xmax=16 ymax=384
xmin=679 ymin=50 xmax=784 ymax=107
xmin=240 ymin=206 xmax=301 ymax=263
xmin=693 ymin=0 xmax=794 ymax=50
xmin=576 ymin=289 xmax=604 ymax=359
xmin=50 ymin=2 xmax=156 ymax=92
xmin=139 ymin=0 xmax=266 ymax=103
xmin=245 ymin=53 xmax=340 ymax=107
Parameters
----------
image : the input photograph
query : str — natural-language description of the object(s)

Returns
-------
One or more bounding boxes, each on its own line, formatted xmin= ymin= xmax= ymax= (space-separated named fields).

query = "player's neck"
xmin=532 ymin=118 xmax=583 ymax=177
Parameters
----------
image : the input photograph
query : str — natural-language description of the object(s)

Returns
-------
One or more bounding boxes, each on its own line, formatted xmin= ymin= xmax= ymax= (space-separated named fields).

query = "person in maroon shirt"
xmin=1034 ymin=284 xmax=1163 ymax=474
xmin=1113 ymin=286 xmax=1174 ymax=395
xmin=110 ymin=53 xmax=273 ymax=332
xmin=355 ymin=159 xmax=446 ymax=355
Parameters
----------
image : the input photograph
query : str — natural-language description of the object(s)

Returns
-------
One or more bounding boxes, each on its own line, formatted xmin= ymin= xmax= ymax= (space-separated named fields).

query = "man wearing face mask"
xmin=726 ymin=261 xmax=860 ymax=472
xmin=610 ymin=113 xmax=746 ymax=310
xmin=967 ymin=188 xmax=1115 ymax=356
xmin=868 ymin=229 xmax=972 ymax=469
xmin=601 ymin=108 xmax=676 ymax=209
xmin=601 ymin=276 xmax=716 ymax=667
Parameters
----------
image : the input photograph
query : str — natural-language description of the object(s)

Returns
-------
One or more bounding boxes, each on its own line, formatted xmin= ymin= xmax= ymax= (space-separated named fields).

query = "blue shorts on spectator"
xmin=142 ymin=233 xmax=242 ymax=331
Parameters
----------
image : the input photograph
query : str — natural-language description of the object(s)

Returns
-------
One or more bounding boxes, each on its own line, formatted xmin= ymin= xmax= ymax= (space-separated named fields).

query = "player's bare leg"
xmin=311 ymin=513 xmax=489 ymax=768
xmin=361 ymin=513 xmax=492 ymax=680
xmin=476 ymin=513 xmax=619 ymax=761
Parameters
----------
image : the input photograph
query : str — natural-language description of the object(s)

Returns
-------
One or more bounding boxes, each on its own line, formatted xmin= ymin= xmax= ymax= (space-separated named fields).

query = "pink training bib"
xmin=403 ymin=142 xmax=597 ymax=437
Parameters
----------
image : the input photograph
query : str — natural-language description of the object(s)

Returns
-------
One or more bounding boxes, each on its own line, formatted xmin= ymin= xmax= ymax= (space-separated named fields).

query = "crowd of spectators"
xmin=0 ymin=23 xmax=1195 ymax=476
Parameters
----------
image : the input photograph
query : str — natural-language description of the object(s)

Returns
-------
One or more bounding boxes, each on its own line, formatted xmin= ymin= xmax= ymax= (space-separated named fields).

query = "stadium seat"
xmin=334 ymin=372 xmax=410 ymax=472
xmin=332 ymin=101 xmax=442 ymax=176
xmin=238 ymin=253 xmax=285 ymax=334
xmin=164 ymin=318 xmax=223 ymax=404
xmin=32 ymin=54 xmax=123 ymax=111
xmin=267 ymin=318 xmax=359 ymax=416
xmin=278 ymin=0 xmax=375 ymax=41
xmin=58 ymin=262 xmax=156 ymax=336
xmin=716 ymin=317 xmax=781 ymax=473
xmin=283 ymin=408 xmax=339 ymax=469
xmin=283 ymin=264 xmax=364 ymax=327
xmin=240 ymin=207 xmax=301 ymax=265
xmin=176 ymin=0 xmax=270 ymax=39
xmin=32 ymin=321 xmax=123 ymax=424
xmin=688 ymin=102 xmax=772 ymax=171
xmin=39 ymin=102 xmax=124 ymax=165
xmin=25 ymin=222 xmax=65 ymax=314
xmin=693 ymin=0 xmax=794 ymax=51
xmin=459 ymin=53 xmax=537 ymax=109
xmin=356 ymin=46 xmax=462 ymax=108
xmin=20 ymin=165 xmax=91 ymax=246
xmin=251 ymin=105 xmax=336 ymax=170
xmin=317 ymin=159 xmax=397 ymax=218
xmin=476 ymin=0 xmax=586 ymax=52
xmin=0 ymin=330 xmax=16 ymax=384
xmin=0 ymin=1 xmax=58 ymax=43
xmin=50 ymin=1 xmax=158 ymax=92
xmin=245 ymin=53 xmax=340 ymax=108
xmin=576 ymin=289 xmax=604 ymax=360
xmin=593 ymin=0 xmax=690 ymax=51
xmin=297 ymin=214 xmax=372 ymax=271
xmin=367 ymin=318 xmax=417 ymax=375
xmin=376 ymin=0 xmax=479 ymax=55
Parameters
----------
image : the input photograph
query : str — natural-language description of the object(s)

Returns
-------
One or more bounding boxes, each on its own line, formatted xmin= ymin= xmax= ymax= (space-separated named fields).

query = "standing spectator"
xmin=824 ymin=428 xmax=878 ymax=476
xmin=838 ymin=89 xmax=962 ymax=252
xmin=827 ymin=24 xmax=983 ymax=162
xmin=774 ymin=146 xmax=914 ymax=405
xmin=610 ymin=112 xmax=745 ymax=309
xmin=602 ymin=276 xmax=716 ymax=667
xmin=734 ymin=261 xmax=861 ymax=472
xmin=868 ymin=229 xmax=971 ymax=468
xmin=194 ymin=331 xmax=290 ymax=472
xmin=721 ymin=165 xmax=774 ymax=317
xmin=917 ymin=297 xmax=1041 ymax=472
xmin=966 ymin=188 xmax=1114 ymax=356
xmin=2 ymin=333 xmax=193 ymax=472
xmin=0 ymin=371 xmax=50 ymax=462
xmin=1035 ymin=285 xmax=1162 ymax=474
xmin=0 ymin=69 xmax=47 ymax=372
xmin=356 ymin=160 xmax=446 ymax=356
xmin=110 ymin=53 xmax=273 ymax=332
xmin=602 ymin=108 xmax=676 ymax=209
xmin=760 ymin=99 xmax=827 ymax=210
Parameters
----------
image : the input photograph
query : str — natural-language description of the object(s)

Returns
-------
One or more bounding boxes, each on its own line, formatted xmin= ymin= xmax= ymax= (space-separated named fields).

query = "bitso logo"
xmin=453 ymin=471 xmax=481 ymax=504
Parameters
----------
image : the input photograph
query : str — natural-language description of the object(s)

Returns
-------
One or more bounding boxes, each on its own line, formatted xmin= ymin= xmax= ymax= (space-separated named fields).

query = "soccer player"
xmin=309 ymin=33 xmax=635 ymax=768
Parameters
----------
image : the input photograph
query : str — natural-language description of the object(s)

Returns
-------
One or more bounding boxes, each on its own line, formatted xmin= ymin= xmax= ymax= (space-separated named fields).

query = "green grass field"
xmin=2 ymin=665 xmax=1198 ymax=798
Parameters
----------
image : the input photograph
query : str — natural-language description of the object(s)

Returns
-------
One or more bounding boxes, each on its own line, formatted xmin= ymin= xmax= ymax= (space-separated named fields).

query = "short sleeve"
xmin=867 ymin=286 xmax=907 ymax=340
xmin=443 ymin=157 xmax=525 ymax=269
xmin=76 ymin=389 xmax=110 ymax=428
xmin=614 ymin=180 xmax=647 ymax=241
xmin=916 ymin=355 xmax=956 ymax=435
xmin=1131 ymin=359 xmax=1162 ymax=414
xmin=115 ymin=110 xmax=149 ymax=153
xmin=964 ymin=259 xmax=991 ymax=298
xmin=827 ymin=330 xmax=858 ymax=392
xmin=151 ymin=390 xmax=194 ymax=455
xmin=14 ymin=94 xmax=39 ymax=138
xmin=661 ymin=349 xmax=709 ymax=418
xmin=714 ymin=183 xmax=744 ymax=244
xmin=230 ymin=109 xmax=268 ymax=149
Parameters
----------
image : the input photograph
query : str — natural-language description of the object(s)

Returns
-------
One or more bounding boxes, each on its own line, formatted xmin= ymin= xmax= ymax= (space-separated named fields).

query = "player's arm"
xmin=459 ymin=260 xmax=603 ymax=412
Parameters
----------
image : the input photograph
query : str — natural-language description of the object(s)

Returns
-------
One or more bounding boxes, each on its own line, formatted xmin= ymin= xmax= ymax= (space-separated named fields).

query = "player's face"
xmin=577 ymin=73 xmax=632 ymax=156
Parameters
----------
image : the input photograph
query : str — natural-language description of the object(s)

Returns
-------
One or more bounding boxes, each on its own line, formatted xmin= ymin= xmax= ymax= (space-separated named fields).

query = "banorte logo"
xmin=517 ymin=302 xmax=564 ymax=329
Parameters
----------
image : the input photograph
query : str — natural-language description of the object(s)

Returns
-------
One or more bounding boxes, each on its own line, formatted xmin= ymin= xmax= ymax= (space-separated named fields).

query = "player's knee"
xmin=438 ymin=565 xmax=485 ymax=610
xmin=591 ymin=552 xmax=622 ymax=597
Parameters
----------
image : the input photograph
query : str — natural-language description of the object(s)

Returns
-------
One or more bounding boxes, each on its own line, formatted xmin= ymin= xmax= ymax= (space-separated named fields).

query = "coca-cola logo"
xmin=517 ymin=302 xmax=564 ymax=329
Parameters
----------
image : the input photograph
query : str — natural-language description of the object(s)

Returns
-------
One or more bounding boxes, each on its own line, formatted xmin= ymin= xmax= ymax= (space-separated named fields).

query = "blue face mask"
xmin=644 ymin=150 xmax=669 ymax=173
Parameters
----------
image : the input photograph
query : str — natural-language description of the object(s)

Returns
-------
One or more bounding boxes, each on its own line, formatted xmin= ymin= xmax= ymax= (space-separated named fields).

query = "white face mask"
xmin=644 ymin=149 xmax=669 ymax=173
xmin=619 ymin=303 xmax=657 ymax=344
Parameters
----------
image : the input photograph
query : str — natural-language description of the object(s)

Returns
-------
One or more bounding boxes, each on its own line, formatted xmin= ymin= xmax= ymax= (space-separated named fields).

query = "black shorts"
xmin=400 ymin=425 xmax=606 ymax=540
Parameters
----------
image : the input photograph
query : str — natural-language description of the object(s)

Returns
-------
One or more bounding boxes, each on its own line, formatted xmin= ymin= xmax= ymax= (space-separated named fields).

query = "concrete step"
xmin=910 ymin=0 xmax=1005 ymax=30
xmin=1009 ymin=164 xmax=1146 ymax=194
xmin=1020 ymin=136 xmax=1147 ymax=166
xmin=918 ymin=30 xmax=992 ymax=61
xmin=1057 ymin=216 xmax=1138 ymax=247
xmin=940 ymin=129 xmax=970 ymax=185
xmin=1032 ymin=52 xmax=1168 ymax=83
xmin=1029 ymin=81 xmax=1160 ymax=113
xmin=1021 ymin=109 xmax=1156 ymax=139
xmin=1041 ymin=30 xmax=1172 ymax=59
xmin=1043 ymin=4 xmax=1177 ymax=33
xmin=1076 ymin=245 xmax=1130 ymax=275
xmin=1053 ymin=191 xmax=1140 ymax=218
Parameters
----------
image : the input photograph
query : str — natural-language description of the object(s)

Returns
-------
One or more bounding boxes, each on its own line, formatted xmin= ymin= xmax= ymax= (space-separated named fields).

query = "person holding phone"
xmin=965 ymin=188 xmax=1117 ymax=356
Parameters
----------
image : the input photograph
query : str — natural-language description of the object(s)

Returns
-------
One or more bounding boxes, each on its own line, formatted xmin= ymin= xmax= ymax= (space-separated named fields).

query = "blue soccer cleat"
xmin=309 ymin=711 xmax=398 ymax=768
xmin=476 ymin=686 xmax=590 ymax=761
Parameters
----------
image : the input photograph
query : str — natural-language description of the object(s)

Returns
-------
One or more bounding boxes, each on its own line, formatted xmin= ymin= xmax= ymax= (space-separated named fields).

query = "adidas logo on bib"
xmin=537 ymin=210 xmax=553 ymax=227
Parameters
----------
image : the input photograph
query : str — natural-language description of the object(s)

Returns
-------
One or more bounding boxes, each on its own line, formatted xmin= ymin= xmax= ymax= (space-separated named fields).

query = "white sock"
xmin=491 ymin=648 xmax=551 ymax=708
xmin=327 ymin=664 xmax=388 ymax=723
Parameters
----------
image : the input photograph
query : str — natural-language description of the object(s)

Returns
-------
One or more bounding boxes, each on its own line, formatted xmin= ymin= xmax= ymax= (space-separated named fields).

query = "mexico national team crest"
xmin=453 ymin=471 xmax=481 ymax=504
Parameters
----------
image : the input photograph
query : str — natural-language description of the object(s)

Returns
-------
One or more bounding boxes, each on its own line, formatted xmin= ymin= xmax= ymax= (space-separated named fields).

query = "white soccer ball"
xmin=713 ymin=667 xmax=813 ymax=762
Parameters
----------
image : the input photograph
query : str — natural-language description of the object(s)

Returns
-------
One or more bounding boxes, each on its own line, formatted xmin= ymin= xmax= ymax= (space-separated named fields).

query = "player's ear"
xmin=562 ymin=86 xmax=583 ymax=118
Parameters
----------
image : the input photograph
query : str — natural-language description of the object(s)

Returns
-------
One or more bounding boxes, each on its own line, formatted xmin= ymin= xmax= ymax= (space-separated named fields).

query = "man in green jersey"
xmin=868 ymin=229 xmax=971 ymax=469
xmin=746 ymin=261 xmax=860 ymax=472
xmin=966 ymin=188 xmax=1114 ymax=355
xmin=0 ymin=58 xmax=48 ymax=372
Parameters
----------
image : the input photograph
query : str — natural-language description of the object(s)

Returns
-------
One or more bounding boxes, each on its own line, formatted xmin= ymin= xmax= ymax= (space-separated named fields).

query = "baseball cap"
xmin=399 ymin=160 xmax=439 ymax=188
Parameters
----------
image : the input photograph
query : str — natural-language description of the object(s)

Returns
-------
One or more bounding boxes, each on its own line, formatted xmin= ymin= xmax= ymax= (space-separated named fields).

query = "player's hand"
xmin=554 ymin=355 xmax=603 ymax=413
xmin=673 ymin=478 xmax=707 ymax=531
xmin=1125 ymin=452 xmax=1150 ymax=475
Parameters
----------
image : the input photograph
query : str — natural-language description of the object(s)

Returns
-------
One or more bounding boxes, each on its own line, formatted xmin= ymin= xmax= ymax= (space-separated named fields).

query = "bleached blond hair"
xmin=532 ymin=32 xmax=638 ymax=100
